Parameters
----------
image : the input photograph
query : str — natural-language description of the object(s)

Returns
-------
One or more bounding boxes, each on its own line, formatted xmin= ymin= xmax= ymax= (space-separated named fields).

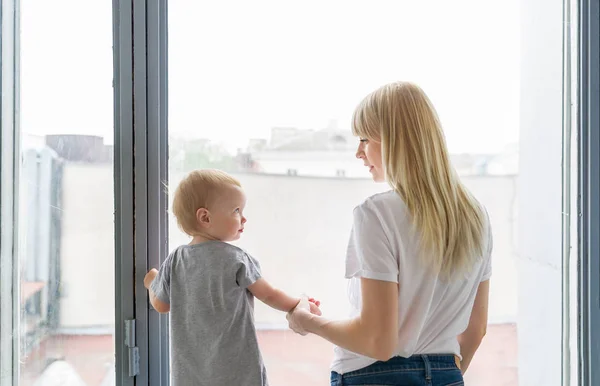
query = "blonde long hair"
xmin=352 ymin=82 xmax=486 ymax=278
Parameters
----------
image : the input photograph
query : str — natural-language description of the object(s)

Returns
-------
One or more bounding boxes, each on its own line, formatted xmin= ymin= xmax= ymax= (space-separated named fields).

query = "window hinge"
xmin=124 ymin=319 xmax=139 ymax=377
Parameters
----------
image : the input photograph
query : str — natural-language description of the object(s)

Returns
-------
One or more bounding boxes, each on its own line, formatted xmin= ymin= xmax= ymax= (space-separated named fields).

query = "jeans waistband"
xmin=332 ymin=354 xmax=459 ymax=378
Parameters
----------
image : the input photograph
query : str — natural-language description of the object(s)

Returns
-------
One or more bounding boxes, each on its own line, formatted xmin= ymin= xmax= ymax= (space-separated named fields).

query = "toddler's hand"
xmin=307 ymin=297 xmax=322 ymax=316
xmin=144 ymin=268 xmax=158 ymax=290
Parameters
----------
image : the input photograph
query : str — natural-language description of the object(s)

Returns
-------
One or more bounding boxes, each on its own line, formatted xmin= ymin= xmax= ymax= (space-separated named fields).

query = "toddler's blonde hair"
xmin=172 ymin=169 xmax=241 ymax=235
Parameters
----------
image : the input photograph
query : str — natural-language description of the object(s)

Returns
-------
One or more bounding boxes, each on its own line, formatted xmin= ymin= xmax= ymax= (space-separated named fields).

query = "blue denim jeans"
xmin=330 ymin=355 xmax=463 ymax=386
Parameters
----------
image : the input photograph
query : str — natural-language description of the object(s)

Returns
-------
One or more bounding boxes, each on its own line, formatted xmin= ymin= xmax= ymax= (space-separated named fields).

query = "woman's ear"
xmin=196 ymin=208 xmax=210 ymax=228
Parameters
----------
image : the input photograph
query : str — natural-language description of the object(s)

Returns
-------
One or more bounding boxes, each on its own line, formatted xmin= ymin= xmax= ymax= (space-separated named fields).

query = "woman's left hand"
xmin=287 ymin=297 xmax=317 ymax=336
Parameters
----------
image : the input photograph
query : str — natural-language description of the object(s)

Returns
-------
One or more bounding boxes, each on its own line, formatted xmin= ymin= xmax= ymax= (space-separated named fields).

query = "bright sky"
xmin=21 ymin=0 xmax=520 ymax=154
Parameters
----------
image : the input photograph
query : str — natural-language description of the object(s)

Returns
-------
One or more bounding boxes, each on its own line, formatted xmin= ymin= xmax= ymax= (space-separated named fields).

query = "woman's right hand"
xmin=287 ymin=297 xmax=320 ymax=335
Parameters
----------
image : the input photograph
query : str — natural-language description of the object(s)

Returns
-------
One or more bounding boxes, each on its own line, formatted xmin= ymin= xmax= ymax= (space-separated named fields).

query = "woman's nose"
xmin=356 ymin=145 xmax=364 ymax=159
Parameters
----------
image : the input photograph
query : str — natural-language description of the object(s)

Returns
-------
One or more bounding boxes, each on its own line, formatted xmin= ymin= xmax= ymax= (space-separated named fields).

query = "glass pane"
xmin=19 ymin=1 xmax=115 ymax=385
xmin=167 ymin=1 xmax=563 ymax=385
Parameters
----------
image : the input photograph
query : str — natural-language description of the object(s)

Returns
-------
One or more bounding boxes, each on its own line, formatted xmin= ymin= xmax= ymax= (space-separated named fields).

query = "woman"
xmin=287 ymin=82 xmax=492 ymax=385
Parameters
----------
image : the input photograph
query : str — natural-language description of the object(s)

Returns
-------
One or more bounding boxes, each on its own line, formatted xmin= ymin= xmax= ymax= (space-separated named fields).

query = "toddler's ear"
xmin=196 ymin=208 xmax=210 ymax=227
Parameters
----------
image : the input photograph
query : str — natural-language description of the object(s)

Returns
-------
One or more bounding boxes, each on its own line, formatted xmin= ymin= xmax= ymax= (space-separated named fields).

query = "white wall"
xmin=168 ymin=172 xmax=518 ymax=326
xmin=254 ymin=150 xmax=367 ymax=178
xmin=57 ymin=165 xmax=518 ymax=332
xmin=518 ymin=0 xmax=564 ymax=383
xmin=59 ymin=164 xmax=115 ymax=329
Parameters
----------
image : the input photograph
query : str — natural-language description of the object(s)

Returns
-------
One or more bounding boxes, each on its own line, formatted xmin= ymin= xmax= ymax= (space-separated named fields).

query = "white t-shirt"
xmin=331 ymin=190 xmax=493 ymax=374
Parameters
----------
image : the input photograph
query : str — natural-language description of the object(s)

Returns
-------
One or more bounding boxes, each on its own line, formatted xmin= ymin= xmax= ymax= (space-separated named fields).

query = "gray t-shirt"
xmin=150 ymin=241 xmax=267 ymax=386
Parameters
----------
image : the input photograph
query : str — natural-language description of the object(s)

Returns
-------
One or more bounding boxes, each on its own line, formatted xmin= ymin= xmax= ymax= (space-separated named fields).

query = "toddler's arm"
xmin=144 ymin=268 xmax=171 ymax=314
xmin=248 ymin=278 xmax=320 ymax=314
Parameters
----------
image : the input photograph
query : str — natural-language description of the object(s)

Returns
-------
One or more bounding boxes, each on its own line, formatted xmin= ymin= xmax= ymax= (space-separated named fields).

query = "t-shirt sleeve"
xmin=236 ymin=252 xmax=262 ymax=289
xmin=481 ymin=211 xmax=493 ymax=282
xmin=346 ymin=203 xmax=399 ymax=283
xmin=149 ymin=253 xmax=173 ymax=304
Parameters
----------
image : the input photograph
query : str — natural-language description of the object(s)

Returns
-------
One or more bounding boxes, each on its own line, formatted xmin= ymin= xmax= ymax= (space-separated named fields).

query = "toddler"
xmin=144 ymin=169 xmax=320 ymax=386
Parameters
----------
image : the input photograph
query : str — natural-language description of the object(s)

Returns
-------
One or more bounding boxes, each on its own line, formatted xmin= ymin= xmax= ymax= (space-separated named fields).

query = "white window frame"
xmin=0 ymin=0 xmax=19 ymax=384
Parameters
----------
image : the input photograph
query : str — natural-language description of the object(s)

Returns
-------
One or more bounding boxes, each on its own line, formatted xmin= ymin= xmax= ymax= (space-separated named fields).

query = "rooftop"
xmin=21 ymin=324 xmax=518 ymax=385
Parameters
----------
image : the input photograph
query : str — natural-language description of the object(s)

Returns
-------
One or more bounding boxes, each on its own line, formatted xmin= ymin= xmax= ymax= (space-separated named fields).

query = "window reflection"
xmin=19 ymin=1 xmax=115 ymax=384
